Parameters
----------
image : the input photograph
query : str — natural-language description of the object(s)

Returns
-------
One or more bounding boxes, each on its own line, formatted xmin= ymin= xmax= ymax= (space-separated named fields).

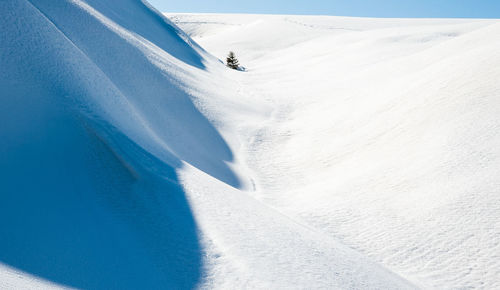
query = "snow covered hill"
xmin=167 ymin=13 xmax=500 ymax=289
xmin=0 ymin=1 xmax=237 ymax=288
xmin=0 ymin=1 xmax=414 ymax=289
xmin=1 ymin=1 xmax=499 ymax=288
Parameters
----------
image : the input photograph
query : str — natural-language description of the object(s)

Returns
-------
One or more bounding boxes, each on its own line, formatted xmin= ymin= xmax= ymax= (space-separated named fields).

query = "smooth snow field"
xmin=1 ymin=0 xmax=499 ymax=289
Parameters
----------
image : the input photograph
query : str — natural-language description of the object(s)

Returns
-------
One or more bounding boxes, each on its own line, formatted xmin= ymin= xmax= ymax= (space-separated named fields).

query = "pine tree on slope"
xmin=226 ymin=51 xmax=240 ymax=70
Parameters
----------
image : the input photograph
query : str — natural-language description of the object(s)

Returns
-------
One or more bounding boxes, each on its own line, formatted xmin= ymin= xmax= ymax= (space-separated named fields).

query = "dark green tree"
xmin=226 ymin=51 xmax=240 ymax=70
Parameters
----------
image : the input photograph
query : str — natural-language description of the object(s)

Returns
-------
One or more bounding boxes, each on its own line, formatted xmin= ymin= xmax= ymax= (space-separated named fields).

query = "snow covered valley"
xmin=166 ymin=13 xmax=500 ymax=289
xmin=1 ymin=1 xmax=499 ymax=288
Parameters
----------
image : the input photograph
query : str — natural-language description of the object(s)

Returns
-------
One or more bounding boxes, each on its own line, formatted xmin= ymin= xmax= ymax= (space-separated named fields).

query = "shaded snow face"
xmin=0 ymin=0 xmax=239 ymax=289
xmin=24 ymin=0 xmax=240 ymax=188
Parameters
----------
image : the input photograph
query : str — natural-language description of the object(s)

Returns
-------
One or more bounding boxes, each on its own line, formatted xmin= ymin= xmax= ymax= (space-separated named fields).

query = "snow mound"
xmin=0 ymin=1 xmax=236 ymax=288
xmin=1 ymin=2 xmax=414 ymax=290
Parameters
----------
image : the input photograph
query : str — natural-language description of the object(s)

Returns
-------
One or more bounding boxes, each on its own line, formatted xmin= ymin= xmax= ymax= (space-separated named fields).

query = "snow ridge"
xmin=1 ymin=1 xmax=416 ymax=289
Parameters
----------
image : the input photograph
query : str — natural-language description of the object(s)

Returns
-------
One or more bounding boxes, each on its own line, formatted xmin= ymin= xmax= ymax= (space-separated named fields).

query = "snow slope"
xmin=1 ymin=1 xmax=415 ymax=289
xmin=2 ymin=1 xmax=499 ymax=288
xmin=168 ymin=14 xmax=500 ymax=289
xmin=0 ymin=1 xmax=234 ymax=289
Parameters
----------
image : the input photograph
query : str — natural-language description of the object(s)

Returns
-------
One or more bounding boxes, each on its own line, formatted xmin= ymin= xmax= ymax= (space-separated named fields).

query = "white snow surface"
xmin=1 ymin=1 xmax=499 ymax=288
xmin=166 ymin=13 xmax=500 ymax=289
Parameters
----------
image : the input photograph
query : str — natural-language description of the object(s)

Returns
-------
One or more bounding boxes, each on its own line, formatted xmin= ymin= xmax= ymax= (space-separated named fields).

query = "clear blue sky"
xmin=149 ymin=0 xmax=500 ymax=18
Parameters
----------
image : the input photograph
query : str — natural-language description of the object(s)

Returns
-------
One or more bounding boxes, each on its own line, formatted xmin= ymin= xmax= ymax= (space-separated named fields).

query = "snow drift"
xmin=3 ymin=1 xmax=499 ymax=289
xmin=0 ymin=1 xmax=414 ymax=289
xmin=0 ymin=0 xmax=237 ymax=288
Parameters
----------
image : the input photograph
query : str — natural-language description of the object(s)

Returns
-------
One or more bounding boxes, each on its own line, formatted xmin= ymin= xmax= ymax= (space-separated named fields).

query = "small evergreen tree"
xmin=226 ymin=51 xmax=240 ymax=70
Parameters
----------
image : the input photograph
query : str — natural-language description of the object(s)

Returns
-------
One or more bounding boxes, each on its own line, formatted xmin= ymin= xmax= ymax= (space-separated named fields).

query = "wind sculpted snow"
xmin=4 ymin=1 xmax=497 ymax=289
xmin=0 ymin=0 xmax=237 ymax=288
xmin=0 ymin=0 xmax=416 ymax=288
